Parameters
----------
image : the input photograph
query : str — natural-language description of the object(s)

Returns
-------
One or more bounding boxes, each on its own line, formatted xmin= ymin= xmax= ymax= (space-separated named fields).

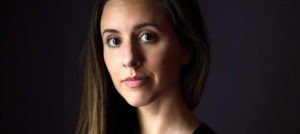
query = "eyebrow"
xmin=102 ymin=29 xmax=119 ymax=36
xmin=133 ymin=23 xmax=158 ymax=31
xmin=102 ymin=23 xmax=159 ymax=36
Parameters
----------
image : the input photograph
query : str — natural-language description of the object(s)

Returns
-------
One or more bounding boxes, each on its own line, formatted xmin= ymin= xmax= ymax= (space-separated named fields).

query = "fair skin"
xmin=101 ymin=0 xmax=200 ymax=133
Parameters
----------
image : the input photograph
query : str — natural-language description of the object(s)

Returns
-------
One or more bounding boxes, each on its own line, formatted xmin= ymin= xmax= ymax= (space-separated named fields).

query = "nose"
xmin=121 ymin=41 xmax=142 ymax=68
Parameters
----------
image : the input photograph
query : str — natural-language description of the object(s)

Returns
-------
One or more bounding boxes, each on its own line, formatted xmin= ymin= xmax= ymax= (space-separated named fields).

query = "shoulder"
xmin=192 ymin=123 xmax=217 ymax=134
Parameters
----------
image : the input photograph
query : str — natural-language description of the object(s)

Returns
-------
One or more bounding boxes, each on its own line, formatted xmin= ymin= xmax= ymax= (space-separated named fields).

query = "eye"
xmin=106 ymin=37 xmax=121 ymax=47
xmin=140 ymin=32 xmax=157 ymax=43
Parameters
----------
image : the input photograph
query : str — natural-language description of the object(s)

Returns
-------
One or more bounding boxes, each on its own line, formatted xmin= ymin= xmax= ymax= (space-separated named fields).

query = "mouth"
xmin=123 ymin=76 xmax=148 ymax=88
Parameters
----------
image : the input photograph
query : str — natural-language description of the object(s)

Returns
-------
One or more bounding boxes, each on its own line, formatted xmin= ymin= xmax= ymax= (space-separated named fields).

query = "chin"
xmin=122 ymin=92 xmax=154 ymax=107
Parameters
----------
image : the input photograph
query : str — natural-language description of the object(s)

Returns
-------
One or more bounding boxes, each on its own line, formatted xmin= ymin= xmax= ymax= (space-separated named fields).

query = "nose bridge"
xmin=121 ymin=37 xmax=139 ymax=67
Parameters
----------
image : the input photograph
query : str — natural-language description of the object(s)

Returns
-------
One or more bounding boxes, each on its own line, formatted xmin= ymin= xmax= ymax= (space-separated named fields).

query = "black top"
xmin=192 ymin=123 xmax=217 ymax=134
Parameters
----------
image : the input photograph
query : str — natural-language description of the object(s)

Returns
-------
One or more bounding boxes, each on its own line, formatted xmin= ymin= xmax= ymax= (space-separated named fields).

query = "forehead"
xmin=100 ymin=0 xmax=171 ymax=31
xmin=104 ymin=0 xmax=158 ymax=12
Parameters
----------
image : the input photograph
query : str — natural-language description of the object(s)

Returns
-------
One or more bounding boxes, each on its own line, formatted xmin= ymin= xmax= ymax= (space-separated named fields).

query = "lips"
xmin=123 ymin=76 xmax=148 ymax=88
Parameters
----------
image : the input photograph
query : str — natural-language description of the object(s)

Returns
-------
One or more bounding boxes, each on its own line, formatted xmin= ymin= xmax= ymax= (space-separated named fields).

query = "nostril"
xmin=122 ymin=57 xmax=141 ymax=68
xmin=121 ymin=43 xmax=142 ymax=68
xmin=132 ymin=60 xmax=141 ymax=67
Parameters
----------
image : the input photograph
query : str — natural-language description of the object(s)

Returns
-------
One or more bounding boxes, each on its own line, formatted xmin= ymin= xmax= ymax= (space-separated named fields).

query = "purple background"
xmin=2 ymin=0 xmax=300 ymax=133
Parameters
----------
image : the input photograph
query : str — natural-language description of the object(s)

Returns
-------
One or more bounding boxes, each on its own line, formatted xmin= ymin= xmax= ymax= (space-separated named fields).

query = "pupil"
xmin=146 ymin=34 xmax=152 ymax=40
xmin=113 ymin=39 xmax=118 ymax=44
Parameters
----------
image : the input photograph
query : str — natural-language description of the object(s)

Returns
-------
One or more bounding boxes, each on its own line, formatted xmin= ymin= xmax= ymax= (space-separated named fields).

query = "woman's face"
xmin=101 ymin=0 xmax=190 ymax=107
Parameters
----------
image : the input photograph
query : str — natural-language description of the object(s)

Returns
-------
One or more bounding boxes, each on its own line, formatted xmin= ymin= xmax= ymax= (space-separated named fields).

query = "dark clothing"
xmin=193 ymin=123 xmax=217 ymax=134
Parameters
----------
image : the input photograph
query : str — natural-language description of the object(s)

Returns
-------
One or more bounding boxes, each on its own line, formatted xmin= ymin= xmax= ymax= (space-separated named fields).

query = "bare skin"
xmin=101 ymin=0 xmax=201 ymax=133
xmin=138 ymin=88 xmax=201 ymax=134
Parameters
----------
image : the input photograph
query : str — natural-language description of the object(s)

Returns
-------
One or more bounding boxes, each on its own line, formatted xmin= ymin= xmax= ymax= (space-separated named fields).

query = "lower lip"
xmin=124 ymin=78 xmax=147 ymax=88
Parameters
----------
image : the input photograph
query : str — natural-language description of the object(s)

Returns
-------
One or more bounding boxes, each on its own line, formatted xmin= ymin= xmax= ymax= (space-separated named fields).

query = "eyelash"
xmin=139 ymin=32 xmax=157 ymax=43
xmin=104 ymin=32 xmax=158 ymax=47
xmin=105 ymin=36 xmax=121 ymax=47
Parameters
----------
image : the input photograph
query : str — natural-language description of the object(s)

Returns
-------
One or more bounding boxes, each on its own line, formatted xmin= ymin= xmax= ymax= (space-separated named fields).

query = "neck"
xmin=137 ymin=88 xmax=200 ymax=134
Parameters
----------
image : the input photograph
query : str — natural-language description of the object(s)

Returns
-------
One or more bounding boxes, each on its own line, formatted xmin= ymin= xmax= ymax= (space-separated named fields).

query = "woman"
xmin=77 ymin=0 xmax=215 ymax=133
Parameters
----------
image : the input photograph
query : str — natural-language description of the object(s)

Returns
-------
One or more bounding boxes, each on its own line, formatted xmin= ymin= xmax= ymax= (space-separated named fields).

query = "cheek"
xmin=146 ymin=43 xmax=183 ymax=75
xmin=145 ymin=47 xmax=165 ymax=70
xmin=151 ymin=44 xmax=182 ymax=64
xmin=104 ymin=50 xmax=123 ymax=91
xmin=104 ymin=50 xmax=118 ymax=77
xmin=103 ymin=51 xmax=110 ymax=70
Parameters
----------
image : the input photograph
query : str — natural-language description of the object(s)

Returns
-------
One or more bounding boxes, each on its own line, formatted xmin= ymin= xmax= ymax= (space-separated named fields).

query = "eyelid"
xmin=102 ymin=29 xmax=120 ymax=37
xmin=139 ymin=31 xmax=158 ymax=43
xmin=104 ymin=35 xmax=122 ymax=47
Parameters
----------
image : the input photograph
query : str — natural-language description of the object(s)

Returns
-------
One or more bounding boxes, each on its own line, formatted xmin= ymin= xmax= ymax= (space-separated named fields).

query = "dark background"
xmin=2 ymin=0 xmax=300 ymax=133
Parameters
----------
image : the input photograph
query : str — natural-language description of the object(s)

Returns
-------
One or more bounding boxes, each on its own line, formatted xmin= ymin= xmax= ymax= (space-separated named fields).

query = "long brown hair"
xmin=76 ymin=0 xmax=210 ymax=133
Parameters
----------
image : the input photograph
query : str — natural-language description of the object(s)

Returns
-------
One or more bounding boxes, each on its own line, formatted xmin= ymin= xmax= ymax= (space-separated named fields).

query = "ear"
xmin=181 ymin=44 xmax=192 ymax=65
